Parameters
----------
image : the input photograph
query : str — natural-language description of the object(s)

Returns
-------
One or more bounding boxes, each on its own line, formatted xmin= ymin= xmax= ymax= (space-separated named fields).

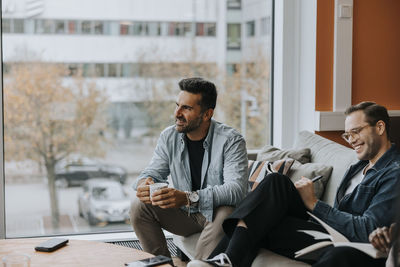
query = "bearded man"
xmin=130 ymin=77 xmax=248 ymax=259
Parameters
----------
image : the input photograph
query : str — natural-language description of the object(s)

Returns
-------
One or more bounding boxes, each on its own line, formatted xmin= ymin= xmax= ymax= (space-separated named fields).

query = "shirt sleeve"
xmin=133 ymin=131 xmax=171 ymax=189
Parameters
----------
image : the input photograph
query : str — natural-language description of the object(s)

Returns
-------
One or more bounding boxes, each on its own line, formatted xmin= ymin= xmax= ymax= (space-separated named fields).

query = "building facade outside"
xmin=1 ymin=0 xmax=272 ymax=237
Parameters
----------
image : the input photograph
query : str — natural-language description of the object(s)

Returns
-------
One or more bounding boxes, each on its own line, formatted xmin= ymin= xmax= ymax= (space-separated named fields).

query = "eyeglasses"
xmin=341 ymin=124 xmax=371 ymax=143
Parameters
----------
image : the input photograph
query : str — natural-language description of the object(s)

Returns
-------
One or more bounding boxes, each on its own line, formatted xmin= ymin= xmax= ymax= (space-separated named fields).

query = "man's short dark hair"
xmin=178 ymin=77 xmax=217 ymax=111
xmin=345 ymin=101 xmax=390 ymax=138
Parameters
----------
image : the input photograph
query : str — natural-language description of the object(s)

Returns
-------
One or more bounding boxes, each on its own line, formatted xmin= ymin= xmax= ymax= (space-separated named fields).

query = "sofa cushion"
xmin=288 ymin=161 xmax=333 ymax=199
xmin=294 ymin=131 xmax=356 ymax=204
xmin=256 ymin=145 xmax=311 ymax=164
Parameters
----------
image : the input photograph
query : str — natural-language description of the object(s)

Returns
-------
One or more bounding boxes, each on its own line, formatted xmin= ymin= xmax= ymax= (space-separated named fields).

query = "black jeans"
xmin=210 ymin=173 xmax=326 ymax=267
xmin=314 ymin=246 xmax=386 ymax=267
xmin=210 ymin=173 xmax=329 ymax=267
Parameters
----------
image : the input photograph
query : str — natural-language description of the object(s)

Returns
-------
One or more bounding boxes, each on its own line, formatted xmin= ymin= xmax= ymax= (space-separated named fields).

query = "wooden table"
xmin=0 ymin=239 xmax=154 ymax=267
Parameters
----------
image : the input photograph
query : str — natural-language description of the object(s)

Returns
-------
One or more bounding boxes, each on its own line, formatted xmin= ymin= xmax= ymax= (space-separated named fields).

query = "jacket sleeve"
xmin=312 ymin=167 xmax=400 ymax=242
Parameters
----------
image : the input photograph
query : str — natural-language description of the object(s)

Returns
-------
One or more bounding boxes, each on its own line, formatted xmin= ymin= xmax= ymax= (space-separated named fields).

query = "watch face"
xmin=189 ymin=192 xmax=199 ymax=202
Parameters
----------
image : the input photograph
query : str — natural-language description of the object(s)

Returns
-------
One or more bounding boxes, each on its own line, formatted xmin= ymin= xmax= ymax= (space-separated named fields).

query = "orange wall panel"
xmin=315 ymin=0 xmax=334 ymax=111
xmin=352 ymin=0 xmax=400 ymax=109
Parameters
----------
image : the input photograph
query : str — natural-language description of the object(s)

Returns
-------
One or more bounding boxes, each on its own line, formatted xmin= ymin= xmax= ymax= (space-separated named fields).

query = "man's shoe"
xmin=187 ymin=253 xmax=232 ymax=267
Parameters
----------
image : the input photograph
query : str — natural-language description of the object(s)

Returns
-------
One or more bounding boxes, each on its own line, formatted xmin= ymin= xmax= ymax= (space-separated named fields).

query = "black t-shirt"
xmin=186 ymin=136 xmax=205 ymax=191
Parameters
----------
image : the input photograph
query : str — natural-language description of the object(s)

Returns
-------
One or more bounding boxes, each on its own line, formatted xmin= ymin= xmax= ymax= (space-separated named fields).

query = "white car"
xmin=78 ymin=178 xmax=131 ymax=226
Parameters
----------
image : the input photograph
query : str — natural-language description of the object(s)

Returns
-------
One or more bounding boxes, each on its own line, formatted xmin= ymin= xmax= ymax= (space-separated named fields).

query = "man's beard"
xmin=175 ymin=115 xmax=203 ymax=133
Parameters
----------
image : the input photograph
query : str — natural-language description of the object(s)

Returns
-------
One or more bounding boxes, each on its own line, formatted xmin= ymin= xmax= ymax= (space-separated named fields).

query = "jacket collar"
xmin=369 ymin=144 xmax=399 ymax=172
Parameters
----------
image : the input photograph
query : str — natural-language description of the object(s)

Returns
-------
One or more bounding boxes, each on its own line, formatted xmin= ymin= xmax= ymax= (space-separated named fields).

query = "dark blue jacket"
xmin=313 ymin=144 xmax=400 ymax=242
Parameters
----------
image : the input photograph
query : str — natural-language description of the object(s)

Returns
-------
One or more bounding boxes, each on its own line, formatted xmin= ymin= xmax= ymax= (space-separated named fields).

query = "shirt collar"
xmin=178 ymin=119 xmax=216 ymax=150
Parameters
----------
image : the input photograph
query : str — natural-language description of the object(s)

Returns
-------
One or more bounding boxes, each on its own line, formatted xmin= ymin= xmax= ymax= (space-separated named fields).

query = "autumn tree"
xmin=4 ymin=62 xmax=108 ymax=230
xmin=219 ymin=52 xmax=271 ymax=149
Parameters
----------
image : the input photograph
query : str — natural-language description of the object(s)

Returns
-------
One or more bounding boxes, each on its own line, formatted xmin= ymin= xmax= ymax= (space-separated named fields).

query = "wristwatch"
xmin=188 ymin=191 xmax=199 ymax=204
xmin=185 ymin=191 xmax=199 ymax=207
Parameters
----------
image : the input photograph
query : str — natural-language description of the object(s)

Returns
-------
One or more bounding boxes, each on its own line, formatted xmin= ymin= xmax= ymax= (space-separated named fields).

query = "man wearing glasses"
xmin=189 ymin=101 xmax=400 ymax=267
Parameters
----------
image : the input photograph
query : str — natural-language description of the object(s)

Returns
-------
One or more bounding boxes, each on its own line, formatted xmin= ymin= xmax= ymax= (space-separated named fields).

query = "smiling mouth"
xmin=354 ymin=144 xmax=363 ymax=152
xmin=175 ymin=119 xmax=186 ymax=125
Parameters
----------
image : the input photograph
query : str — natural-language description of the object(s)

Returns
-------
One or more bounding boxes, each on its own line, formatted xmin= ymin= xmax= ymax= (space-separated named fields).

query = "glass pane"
xmin=108 ymin=63 xmax=119 ymax=77
xmin=55 ymin=20 xmax=65 ymax=34
xmin=94 ymin=63 xmax=105 ymax=77
xmin=94 ymin=21 xmax=104 ymax=34
xmin=147 ymin=22 xmax=161 ymax=36
xmin=227 ymin=0 xmax=241 ymax=9
xmin=246 ymin=21 xmax=255 ymax=37
xmin=205 ymin=23 xmax=216 ymax=36
xmin=81 ymin=20 xmax=91 ymax=34
xmin=68 ymin=20 xmax=78 ymax=34
xmin=227 ymin=23 xmax=241 ymax=49
xmin=13 ymin=19 xmax=25 ymax=33
xmin=261 ymin=17 xmax=271 ymax=36
xmin=120 ymin=22 xmax=130 ymax=35
xmin=196 ymin=23 xmax=204 ymax=36
xmin=132 ymin=22 xmax=144 ymax=35
xmin=2 ymin=18 xmax=11 ymax=33
xmin=2 ymin=0 xmax=273 ymax=238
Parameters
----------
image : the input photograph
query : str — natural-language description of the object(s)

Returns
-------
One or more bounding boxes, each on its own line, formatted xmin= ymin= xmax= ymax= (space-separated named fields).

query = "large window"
xmin=1 ymin=0 xmax=273 ymax=238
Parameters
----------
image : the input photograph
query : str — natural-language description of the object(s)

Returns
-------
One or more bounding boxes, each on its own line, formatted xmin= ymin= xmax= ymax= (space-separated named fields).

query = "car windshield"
xmin=91 ymin=185 xmax=125 ymax=201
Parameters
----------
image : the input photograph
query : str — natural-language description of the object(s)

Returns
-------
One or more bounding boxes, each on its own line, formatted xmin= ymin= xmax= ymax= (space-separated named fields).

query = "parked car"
xmin=55 ymin=157 xmax=127 ymax=188
xmin=78 ymin=178 xmax=131 ymax=226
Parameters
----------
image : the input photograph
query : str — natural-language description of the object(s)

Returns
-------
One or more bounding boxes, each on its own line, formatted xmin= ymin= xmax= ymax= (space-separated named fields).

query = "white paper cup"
xmin=149 ymin=183 xmax=168 ymax=200
xmin=2 ymin=253 xmax=30 ymax=267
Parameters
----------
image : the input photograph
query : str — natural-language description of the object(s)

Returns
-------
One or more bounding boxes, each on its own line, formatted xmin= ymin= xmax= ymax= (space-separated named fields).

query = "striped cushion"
xmin=248 ymin=159 xmax=293 ymax=191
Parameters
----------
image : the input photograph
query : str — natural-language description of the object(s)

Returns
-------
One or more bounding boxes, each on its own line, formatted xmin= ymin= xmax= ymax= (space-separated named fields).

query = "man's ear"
xmin=203 ymin=109 xmax=214 ymax=121
xmin=376 ymin=120 xmax=386 ymax=136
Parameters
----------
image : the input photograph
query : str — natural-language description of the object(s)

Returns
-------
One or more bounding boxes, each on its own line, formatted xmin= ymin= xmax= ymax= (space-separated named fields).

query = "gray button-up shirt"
xmin=134 ymin=119 xmax=248 ymax=222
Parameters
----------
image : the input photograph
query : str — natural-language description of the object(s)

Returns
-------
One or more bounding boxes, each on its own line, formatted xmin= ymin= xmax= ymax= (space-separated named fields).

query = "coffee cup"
xmin=149 ymin=183 xmax=168 ymax=200
xmin=2 ymin=253 xmax=30 ymax=267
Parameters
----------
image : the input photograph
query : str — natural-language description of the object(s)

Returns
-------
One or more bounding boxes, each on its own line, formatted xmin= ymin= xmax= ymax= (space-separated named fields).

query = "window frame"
xmin=0 ymin=0 xmax=280 ymax=240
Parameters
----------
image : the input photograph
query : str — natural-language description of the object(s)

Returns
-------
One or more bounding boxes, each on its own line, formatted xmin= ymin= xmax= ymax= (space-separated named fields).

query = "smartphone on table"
xmin=34 ymin=238 xmax=69 ymax=252
xmin=125 ymin=255 xmax=173 ymax=267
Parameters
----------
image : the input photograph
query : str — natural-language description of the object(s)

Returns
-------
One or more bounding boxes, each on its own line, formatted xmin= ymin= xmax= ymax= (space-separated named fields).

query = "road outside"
xmin=5 ymin=139 xmax=157 ymax=238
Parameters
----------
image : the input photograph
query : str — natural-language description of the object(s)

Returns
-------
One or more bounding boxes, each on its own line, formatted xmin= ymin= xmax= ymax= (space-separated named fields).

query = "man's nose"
xmin=174 ymin=106 xmax=182 ymax=117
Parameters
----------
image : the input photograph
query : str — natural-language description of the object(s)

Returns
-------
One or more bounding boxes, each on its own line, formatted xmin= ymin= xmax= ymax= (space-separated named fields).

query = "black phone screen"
xmin=35 ymin=238 xmax=69 ymax=252
xmin=125 ymin=255 xmax=173 ymax=267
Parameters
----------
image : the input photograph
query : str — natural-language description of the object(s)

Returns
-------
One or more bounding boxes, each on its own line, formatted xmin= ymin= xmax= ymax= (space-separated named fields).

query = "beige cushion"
xmin=294 ymin=131 xmax=356 ymax=204
xmin=255 ymin=144 xmax=332 ymax=199
xmin=257 ymin=145 xmax=311 ymax=164
xmin=288 ymin=161 xmax=333 ymax=199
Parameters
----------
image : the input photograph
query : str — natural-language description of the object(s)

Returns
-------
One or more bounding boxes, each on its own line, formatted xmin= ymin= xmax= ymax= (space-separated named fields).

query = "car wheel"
xmin=88 ymin=212 xmax=99 ymax=226
xmin=55 ymin=177 xmax=69 ymax=188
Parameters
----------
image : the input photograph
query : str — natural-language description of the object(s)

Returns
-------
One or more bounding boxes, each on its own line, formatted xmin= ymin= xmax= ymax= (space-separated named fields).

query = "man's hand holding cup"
xmin=136 ymin=177 xmax=154 ymax=204
xmin=151 ymin=185 xmax=188 ymax=209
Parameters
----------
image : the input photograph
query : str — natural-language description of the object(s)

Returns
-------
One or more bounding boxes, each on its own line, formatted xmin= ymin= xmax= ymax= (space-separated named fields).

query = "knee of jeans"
xmin=262 ymin=172 xmax=290 ymax=186
xmin=130 ymin=196 xmax=147 ymax=225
